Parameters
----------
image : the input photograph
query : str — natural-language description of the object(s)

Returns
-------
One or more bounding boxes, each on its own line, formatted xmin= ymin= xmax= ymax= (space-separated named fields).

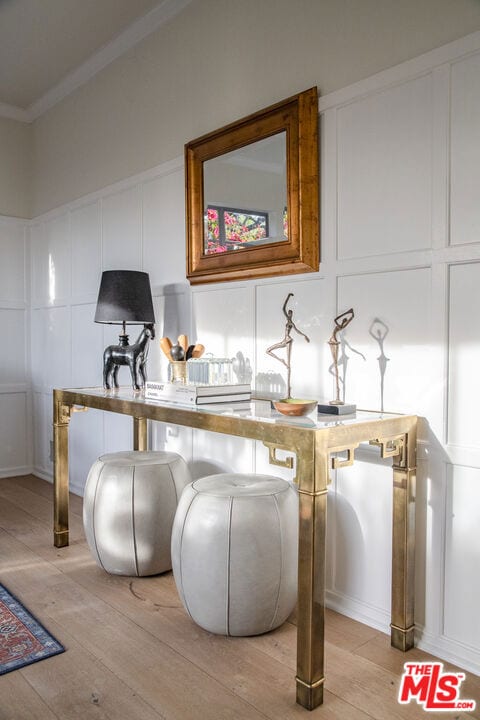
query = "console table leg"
xmin=391 ymin=426 xmax=416 ymax=651
xmin=53 ymin=392 xmax=71 ymax=548
xmin=133 ymin=416 xmax=148 ymax=451
xmin=296 ymin=440 xmax=328 ymax=710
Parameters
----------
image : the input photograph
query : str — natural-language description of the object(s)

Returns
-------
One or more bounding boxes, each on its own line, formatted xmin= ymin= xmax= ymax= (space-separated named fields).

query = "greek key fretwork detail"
xmin=263 ymin=441 xmax=297 ymax=483
xmin=370 ymin=435 xmax=405 ymax=461
xmin=56 ymin=403 xmax=88 ymax=425
xmin=331 ymin=446 xmax=356 ymax=470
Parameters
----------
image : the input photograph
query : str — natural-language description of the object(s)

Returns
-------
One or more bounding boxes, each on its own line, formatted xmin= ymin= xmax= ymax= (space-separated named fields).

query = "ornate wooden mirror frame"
xmin=185 ymin=87 xmax=319 ymax=284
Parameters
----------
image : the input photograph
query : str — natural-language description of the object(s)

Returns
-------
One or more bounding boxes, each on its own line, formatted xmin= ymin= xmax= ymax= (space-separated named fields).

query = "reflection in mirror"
xmin=203 ymin=133 xmax=287 ymax=255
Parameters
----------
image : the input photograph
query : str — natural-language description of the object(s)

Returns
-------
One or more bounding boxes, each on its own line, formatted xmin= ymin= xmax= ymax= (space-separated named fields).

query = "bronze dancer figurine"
xmin=266 ymin=293 xmax=310 ymax=398
xmin=328 ymin=308 xmax=354 ymax=405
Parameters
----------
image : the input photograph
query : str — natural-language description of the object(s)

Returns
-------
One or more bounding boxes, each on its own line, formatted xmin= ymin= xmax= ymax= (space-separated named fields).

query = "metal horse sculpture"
xmin=103 ymin=324 xmax=155 ymax=391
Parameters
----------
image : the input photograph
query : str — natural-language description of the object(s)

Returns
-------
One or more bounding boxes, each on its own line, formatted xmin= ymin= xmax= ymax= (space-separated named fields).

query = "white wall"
xmin=25 ymin=32 xmax=480 ymax=678
xmin=0 ymin=117 xmax=31 ymax=218
xmin=30 ymin=0 xmax=480 ymax=217
xmin=0 ymin=216 xmax=30 ymax=476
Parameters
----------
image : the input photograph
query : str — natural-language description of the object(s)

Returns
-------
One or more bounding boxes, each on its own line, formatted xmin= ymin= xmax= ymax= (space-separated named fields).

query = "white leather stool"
xmin=171 ymin=473 xmax=298 ymax=636
xmin=83 ymin=450 xmax=191 ymax=576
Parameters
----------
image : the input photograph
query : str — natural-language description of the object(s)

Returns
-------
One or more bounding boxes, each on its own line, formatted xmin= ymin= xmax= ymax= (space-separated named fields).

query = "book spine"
xmin=196 ymin=393 xmax=251 ymax=404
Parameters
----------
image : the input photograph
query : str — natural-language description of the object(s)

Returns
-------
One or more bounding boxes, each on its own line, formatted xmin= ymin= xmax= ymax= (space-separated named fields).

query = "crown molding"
xmin=0 ymin=0 xmax=195 ymax=123
xmin=0 ymin=101 xmax=29 ymax=123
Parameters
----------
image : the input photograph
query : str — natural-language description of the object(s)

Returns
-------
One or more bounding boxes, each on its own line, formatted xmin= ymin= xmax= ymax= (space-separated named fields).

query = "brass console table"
xmin=53 ymin=387 xmax=416 ymax=711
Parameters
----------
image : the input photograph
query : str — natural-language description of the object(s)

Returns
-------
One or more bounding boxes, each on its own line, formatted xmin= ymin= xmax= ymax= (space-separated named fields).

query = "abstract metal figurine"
xmin=103 ymin=323 xmax=155 ymax=391
xmin=328 ymin=308 xmax=354 ymax=405
xmin=266 ymin=293 xmax=310 ymax=398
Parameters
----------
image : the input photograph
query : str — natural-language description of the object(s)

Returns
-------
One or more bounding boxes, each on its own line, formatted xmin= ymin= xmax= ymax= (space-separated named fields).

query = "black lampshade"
xmin=94 ymin=270 xmax=155 ymax=325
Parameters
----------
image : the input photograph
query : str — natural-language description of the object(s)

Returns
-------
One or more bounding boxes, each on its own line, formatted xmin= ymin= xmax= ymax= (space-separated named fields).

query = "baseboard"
xmin=32 ymin=468 xmax=53 ymax=483
xmin=327 ymin=589 xmax=480 ymax=678
xmin=416 ymin=629 xmax=480 ymax=677
xmin=32 ymin=468 xmax=83 ymax=497
xmin=0 ymin=465 xmax=33 ymax=479
xmin=326 ymin=588 xmax=390 ymax=634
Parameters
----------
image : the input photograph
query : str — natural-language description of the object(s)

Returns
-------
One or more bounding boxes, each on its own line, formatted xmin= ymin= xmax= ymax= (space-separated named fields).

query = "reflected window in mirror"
xmin=205 ymin=206 xmax=270 ymax=253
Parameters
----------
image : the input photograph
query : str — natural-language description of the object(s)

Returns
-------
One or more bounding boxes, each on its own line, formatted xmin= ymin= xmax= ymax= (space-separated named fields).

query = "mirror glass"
xmin=203 ymin=132 xmax=287 ymax=255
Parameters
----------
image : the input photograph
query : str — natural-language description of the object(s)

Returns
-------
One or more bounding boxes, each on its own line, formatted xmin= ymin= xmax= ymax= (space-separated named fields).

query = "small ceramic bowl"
xmin=273 ymin=398 xmax=317 ymax=416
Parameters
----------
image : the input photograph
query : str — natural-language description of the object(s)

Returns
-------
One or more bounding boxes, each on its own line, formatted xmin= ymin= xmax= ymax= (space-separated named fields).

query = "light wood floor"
xmin=0 ymin=475 xmax=478 ymax=720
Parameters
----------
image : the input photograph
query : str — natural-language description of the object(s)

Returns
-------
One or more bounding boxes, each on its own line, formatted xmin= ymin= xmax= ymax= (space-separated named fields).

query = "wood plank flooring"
xmin=0 ymin=475 xmax=478 ymax=720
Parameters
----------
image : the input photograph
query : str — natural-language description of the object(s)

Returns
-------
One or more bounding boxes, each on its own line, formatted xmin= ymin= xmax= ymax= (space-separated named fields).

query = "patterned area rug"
xmin=0 ymin=583 xmax=64 ymax=675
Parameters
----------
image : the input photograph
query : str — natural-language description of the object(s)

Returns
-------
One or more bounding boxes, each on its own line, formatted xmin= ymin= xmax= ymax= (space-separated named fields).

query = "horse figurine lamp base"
xmin=103 ymin=323 xmax=155 ymax=392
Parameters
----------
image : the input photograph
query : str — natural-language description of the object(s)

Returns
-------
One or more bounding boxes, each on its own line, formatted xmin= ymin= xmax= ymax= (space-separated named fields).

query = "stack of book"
xmin=145 ymin=381 xmax=251 ymax=407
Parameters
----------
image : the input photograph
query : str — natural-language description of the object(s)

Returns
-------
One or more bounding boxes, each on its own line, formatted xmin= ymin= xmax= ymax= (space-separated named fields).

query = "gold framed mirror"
xmin=185 ymin=87 xmax=319 ymax=284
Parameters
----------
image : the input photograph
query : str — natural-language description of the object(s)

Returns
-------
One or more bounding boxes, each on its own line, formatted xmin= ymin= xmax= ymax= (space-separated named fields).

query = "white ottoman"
xmin=171 ymin=473 xmax=298 ymax=636
xmin=83 ymin=450 xmax=191 ymax=576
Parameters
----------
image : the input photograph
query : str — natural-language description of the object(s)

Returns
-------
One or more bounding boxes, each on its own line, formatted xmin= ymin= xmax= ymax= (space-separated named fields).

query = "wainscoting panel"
xmin=70 ymin=200 xmax=102 ymax=302
xmin=192 ymin=284 xmax=255 ymax=366
xmin=30 ymin=223 xmax=48 ymax=307
xmin=255 ymin=277 xmax=327 ymax=401
xmin=448 ymin=262 xmax=480 ymax=449
xmin=450 ymin=51 xmax=480 ymax=246
xmin=444 ymin=464 xmax=480 ymax=649
xmin=0 ymin=220 xmax=25 ymax=305
xmin=336 ymin=268 xmax=436 ymax=417
xmin=0 ymin=219 xmax=29 ymax=477
xmin=337 ymin=74 xmax=433 ymax=260
xmin=0 ymin=309 xmax=26 ymax=384
xmin=30 ymin=307 xmax=46 ymax=390
xmin=191 ymin=429 xmax=254 ymax=480
xmin=333 ymin=458 xmax=392 ymax=620
xmin=43 ymin=214 xmax=71 ymax=305
xmin=70 ymin=408 xmax=105 ymax=495
xmin=32 ymin=391 xmax=49 ymax=475
xmin=0 ymin=393 xmax=28 ymax=475
xmin=45 ymin=305 xmax=72 ymax=392
xmin=71 ymin=303 xmax=104 ymax=388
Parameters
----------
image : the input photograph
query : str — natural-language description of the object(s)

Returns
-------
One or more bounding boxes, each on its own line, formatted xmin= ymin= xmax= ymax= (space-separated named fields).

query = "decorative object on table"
xmin=171 ymin=473 xmax=298 ymax=636
xmin=169 ymin=360 xmax=187 ymax=383
xmin=159 ymin=335 xmax=205 ymax=383
xmin=318 ymin=308 xmax=357 ymax=415
xmin=232 ymin=351 xmax=253 ymax=384
xmin=0 ymin=583 xmax=64 ymax=675
xmin=94 ymin=270 xmax=156 ymax=391
xmin=273 ymin=398 xmax=318 ymax=416
xmin=83 ymin=451 xmax=192 ymax=576
xmin=145 ymin=380 xmax=251 ymax=405
xmin=369 ymin=318 xmax=390 ymax=413
xmin=186 ymin=356 xmax=232 ymax=385
xmin=266 ymin=293 xmax=315 ymax=415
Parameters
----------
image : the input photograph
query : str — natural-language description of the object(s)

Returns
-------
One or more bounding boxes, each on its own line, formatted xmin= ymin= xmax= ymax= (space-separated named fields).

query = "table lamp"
xmin=94 ymin=270 xmax=156 ymax=390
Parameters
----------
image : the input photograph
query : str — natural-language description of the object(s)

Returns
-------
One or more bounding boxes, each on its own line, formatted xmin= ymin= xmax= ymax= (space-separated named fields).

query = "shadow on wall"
xmin=369 ymin=318 xmax=390 ymax=413
xmin=189 ymin=458 xmax=231 ymax=480
xmin=255 ymin=372 xmax=287 ymax=399
xmin=329 ymin=329 xmax=366 ymax=403
xmin=161 ymin=283 xmax=192 ymax=341
xmin=329 ymin=490 xmax=366 ymax=596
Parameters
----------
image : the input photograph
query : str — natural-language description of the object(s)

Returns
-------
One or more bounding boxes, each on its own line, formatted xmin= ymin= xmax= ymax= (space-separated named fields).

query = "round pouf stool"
xmin=83 ymin=451 xmax=192 ymax=576
xmin=171 ymin=473 xmax=298 ymax=636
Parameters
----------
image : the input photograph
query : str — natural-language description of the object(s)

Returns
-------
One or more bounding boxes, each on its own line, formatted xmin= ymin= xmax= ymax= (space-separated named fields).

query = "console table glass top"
xmin=53 ymin=386 xmax=417 ymax=711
